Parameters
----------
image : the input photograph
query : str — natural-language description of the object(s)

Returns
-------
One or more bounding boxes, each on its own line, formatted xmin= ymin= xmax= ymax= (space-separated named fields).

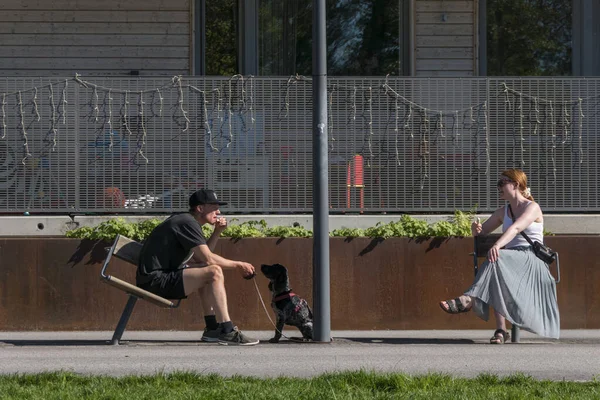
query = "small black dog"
xmin=260 ymin=263 xmax=313 ymax=343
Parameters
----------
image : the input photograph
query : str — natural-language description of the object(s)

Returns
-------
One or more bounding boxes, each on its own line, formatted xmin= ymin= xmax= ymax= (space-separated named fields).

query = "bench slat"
xmin=113 ymin=235 xmax=143 ymax=265
xmin=103 ymin=275 xmax=175 ymax=308
xmin=474 ymin=235 xmax=501 ymax=257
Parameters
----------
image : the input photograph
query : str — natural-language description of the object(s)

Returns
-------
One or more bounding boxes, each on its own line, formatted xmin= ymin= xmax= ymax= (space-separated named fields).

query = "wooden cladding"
xmin=0 ymin=0 xmax=190 ymax=77
xmin=414 ymin=0 xmax=476 ymax=76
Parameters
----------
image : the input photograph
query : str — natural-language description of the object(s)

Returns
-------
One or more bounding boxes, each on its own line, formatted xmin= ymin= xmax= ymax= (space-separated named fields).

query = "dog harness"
xmin=272 ymin=291 xmax=304 ymax=314
xmin=273 ymin=291 xmax=296 ymax=302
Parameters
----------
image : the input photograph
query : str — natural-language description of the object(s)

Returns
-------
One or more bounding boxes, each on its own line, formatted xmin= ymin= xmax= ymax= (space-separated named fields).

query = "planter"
xmin=0 ymin=236 xmax=598 ymax=331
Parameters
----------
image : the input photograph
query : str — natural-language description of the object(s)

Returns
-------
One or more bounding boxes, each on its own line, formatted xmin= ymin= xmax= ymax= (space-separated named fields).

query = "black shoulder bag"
xmin=507 ymin=204 xmax=557 ymax=265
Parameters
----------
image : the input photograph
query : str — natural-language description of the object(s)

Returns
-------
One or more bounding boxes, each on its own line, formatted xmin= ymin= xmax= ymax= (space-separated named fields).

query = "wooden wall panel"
xmin=415 ymin=0 xmax=477 ymax=76
xmin=0 ymin=0 xmax=190 ymax=77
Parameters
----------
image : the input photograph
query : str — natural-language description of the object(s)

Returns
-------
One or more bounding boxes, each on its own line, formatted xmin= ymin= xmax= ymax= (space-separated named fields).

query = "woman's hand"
xmin=487 ymin=244 xmax=501 ymax=263
xmin=471 ymin=217 xmax=483 ymax=236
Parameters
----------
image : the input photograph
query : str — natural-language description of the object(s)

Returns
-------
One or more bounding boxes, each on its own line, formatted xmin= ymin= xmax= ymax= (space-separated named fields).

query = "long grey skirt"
xmin=464 ymin=246 xmax=560 ymax=339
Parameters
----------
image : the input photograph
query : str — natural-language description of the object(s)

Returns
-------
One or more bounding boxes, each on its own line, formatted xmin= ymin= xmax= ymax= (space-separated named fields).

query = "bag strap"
xmin=507 ymin=204 xmax=536 ymax=247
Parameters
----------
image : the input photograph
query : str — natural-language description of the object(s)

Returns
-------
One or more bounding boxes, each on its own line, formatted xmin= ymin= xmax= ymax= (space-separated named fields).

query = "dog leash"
xmin=252 ymin=278 xmax=292 ymax=340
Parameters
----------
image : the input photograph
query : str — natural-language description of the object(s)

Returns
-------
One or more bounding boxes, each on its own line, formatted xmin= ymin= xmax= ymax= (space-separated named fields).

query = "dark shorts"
xmin=138 ymin=269 xmax=187 ymax=300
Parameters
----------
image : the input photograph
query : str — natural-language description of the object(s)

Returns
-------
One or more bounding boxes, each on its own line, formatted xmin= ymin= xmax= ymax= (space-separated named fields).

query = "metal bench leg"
xmin=511 ymin=325 xmax=520 ymax=343
xmin=111 ymin=295 xmax=138 ymax=345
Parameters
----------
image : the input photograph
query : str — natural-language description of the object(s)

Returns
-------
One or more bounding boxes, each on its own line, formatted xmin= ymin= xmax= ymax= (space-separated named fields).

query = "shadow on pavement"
xmin=0 ymin=339 xmax=211 ymax=346
xmin=335 ymin=337 xmax=476 ymax=345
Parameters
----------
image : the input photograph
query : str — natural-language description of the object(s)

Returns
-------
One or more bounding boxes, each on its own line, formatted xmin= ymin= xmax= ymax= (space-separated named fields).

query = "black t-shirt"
xmin=136 ymin=213 xmax=207 ymax=285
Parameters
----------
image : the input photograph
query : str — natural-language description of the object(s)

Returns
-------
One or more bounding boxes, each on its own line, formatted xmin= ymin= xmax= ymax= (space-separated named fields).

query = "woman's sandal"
xmin=439 ymin=297 xmax=472 ymax=314
xmin=490 ymin=329 xmax=510 ymax=344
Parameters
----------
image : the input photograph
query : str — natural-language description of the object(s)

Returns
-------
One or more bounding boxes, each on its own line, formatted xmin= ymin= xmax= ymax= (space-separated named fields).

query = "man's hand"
xmin=214 ymin=216 xmax=227 ymax=233
xmin=471 ymin=217 xmax=483 ymax=236
xmin=238 ymin=262 xmax=256 ymax=279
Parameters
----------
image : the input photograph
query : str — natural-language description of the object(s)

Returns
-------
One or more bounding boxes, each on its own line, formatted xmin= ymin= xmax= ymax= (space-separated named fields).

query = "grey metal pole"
xmin=312 ymin=0 xmax=331 ymax=343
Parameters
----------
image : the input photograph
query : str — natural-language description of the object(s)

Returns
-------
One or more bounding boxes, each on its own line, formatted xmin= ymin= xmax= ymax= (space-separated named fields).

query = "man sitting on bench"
xmin=136 ymin=189 xmax=260 ymax=346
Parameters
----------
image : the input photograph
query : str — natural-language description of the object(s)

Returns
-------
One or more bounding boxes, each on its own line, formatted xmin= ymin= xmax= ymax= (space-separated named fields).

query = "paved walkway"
xmin=1 ymin=330 xmax=600 ymax=381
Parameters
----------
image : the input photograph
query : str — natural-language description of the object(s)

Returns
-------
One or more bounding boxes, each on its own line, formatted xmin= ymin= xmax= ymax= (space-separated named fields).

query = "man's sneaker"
xmin=217 ymin=327 xmax=260 ymax=346
xmin=201 ymin=327 xmax=221 ymax=342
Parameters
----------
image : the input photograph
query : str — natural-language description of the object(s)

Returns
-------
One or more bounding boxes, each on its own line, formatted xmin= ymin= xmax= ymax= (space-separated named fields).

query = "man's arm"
xmin=206 ymin=230 xmax=220 ymax=252
xmin=191 ymin=243 xmax=256 ymax=278
xmin=206 ymin=216 xmax=227 ymax=252
xmin=192 ymin=244 xmax=239 ymax=269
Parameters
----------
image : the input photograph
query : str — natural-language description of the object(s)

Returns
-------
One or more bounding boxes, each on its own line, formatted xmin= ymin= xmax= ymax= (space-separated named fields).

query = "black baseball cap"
xmin=189 ymin=189 xmax=228 ymax=208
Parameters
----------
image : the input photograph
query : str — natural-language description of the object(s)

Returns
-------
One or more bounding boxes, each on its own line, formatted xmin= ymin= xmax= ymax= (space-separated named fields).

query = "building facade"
xmin=1 ymin=0 xmax=597 ymax=78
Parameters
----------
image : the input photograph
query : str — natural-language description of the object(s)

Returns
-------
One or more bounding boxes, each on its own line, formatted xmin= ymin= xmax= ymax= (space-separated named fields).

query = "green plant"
xmin=221 ymin=220 xmax=267 ymax=238
xmin=330 ymin=227 xmax=366 ymax=238
xmin=264 ymin=225 xmax=312 ymax=238
xmin=64 ymin=210 xmax=481 ymax=241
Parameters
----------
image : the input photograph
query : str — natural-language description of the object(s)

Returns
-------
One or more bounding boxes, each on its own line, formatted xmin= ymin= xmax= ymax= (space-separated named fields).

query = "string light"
xmin=419 ymin=108 xmax=430 ymax=190
xmin=452 ymin=110 xmax=459 ymax=145
xmin=578 ymin=98 xmax=584 ymax=163
xmin=1 ymin=94 xmax=6 ymax=139
xmin=0 ymin=74 xmax=593 ymax=199
xmin=136 ymin=92 xmax=149 ymax=164
xmin=154 ymin=88 xmax=163 ymax=117
xmin=106 ymin=89 xmax=113 ymax=151
xmin=32 ymin=87 xmax=40 ymax=122
xmin=437 ymin=111 xmax=445 ymax=138
xmin=226 ymin=76 xmax=234 ymax=148
xmin=122 ymin=91 xmax=133 ymax=135
xmin=549 ymin=100 xmax=557 ymax=181
xmin=518 ymin=95 xmax=525 ymax=167
xmin=328 ymin=84 xmax=336 ymax=151
xmin=173 ymin=75 xmax=190 ymax=132
xmin=394 ymin=96 xmax=401 ymax=166
xmin=366 ymin=87 xmax=374 ymax=164
xmin=483 ymin=102 xmax=490 ymax=175
xmin=17 ymin=91 xmax=32 ymax=164
xmin=61 ymin=79 xmax=68 ymax=124
xmin=48 ymin=85 xmax=58 ymax=151
xmin=248 ymin=75 xmax=255 ymax=124
xmin=92 ymin=86 xmax=99 ymax=122
xmin=562 ymin=103 xmax=570 ymax=144
xmin=203 ymin=91 xmax=217 ymax=152
xmin=501 ymin=82 xmax=511 ymax=111
xmin=404 ymin=104 xmax=413 ymax=138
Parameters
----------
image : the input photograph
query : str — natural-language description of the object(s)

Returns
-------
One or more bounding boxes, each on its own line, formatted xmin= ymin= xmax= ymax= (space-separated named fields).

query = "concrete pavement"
xmin=1 ymin=330 xmax=600 ymax=381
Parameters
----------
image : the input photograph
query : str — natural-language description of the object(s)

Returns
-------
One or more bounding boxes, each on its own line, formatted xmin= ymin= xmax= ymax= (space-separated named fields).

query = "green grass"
xmin=0 ymin=371 xmax=599 ymax=399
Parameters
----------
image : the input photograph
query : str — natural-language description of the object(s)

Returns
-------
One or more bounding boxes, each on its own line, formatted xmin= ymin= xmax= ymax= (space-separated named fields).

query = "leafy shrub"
xmin=65 ymin=217 xmax=162 ymax=242
xmin=330 ymin=227 xmax=366 ymax=238
xmin=64 ymin=211 xmax=480 ymax=241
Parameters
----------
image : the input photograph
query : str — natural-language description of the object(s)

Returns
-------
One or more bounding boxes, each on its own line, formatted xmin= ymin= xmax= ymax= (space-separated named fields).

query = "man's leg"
xmin=182 ymin=265 xmax=231 ymax=323
xmin=182 ymin=264 xmax=259 ymax=346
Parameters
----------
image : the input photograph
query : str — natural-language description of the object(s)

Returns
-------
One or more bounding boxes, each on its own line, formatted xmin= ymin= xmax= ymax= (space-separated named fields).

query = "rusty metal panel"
xmin=0 ymin=236 xmax=598 ymax=331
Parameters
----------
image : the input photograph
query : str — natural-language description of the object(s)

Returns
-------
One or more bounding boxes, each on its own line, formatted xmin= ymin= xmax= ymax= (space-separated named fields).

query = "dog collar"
xmin=273 ymin=291 xmax=296 ymax=302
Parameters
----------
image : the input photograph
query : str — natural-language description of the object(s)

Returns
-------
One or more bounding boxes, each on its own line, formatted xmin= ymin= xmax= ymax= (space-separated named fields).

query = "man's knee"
xmin=206 ymin=264 xmax=224 ymax=282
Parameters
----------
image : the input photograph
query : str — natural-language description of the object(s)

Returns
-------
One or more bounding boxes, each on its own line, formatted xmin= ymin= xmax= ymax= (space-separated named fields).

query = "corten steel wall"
xmin=0 ymin=236 xmax=598 ymax=331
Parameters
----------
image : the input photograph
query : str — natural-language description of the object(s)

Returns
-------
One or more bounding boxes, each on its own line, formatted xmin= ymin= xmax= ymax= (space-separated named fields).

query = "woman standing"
xmin=439 ymin=169 xmax=560 ymax=343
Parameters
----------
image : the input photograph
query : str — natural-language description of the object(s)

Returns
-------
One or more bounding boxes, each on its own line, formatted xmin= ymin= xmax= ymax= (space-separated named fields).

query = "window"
xmin=485 ymin=0 xmax=572 ymax=76
xmin=258 ymin=0 xmax=407 ymax=76
xmin=205 ymin=0 xmax=238 ymax=76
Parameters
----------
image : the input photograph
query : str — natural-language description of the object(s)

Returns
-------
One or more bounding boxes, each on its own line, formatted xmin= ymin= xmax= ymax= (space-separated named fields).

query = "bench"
xmin=100 ymin=234 xmax=181 ymax=345
xmin=473 ymin=235 xmax=560 ymax=343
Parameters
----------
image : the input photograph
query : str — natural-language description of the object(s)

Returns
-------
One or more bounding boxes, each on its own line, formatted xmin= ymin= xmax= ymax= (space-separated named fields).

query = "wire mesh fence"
xmin=0 ymin=76 xmax=597 ymax=214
